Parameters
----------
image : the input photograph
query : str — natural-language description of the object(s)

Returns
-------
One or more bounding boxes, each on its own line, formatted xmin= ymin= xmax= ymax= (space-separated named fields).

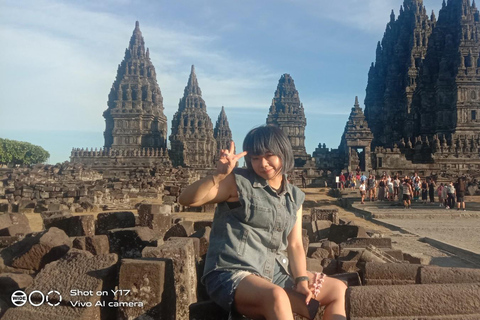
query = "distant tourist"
xmin=446 ymin=181 xmax=456 ymax=209
xmin=442 ymin=182 xmax=449 ymax=208
xmin=378 ymin=176 xmax=386 ymax=201
xmin=421 ymin=179 xmax=428 ymax=204
xmin=402 ymin=178 xmax=413 ymax=209
xmin=428 ymin=178 xmax=436 ymax=203
xmin=437 ymin=183 xmax=444 ymax=207
xmin=359 ymin=180 xmax=366 ymax=204
xmin=178 ymin=125 xmax=347 ymax=319
xmin=300 ymin=172 xmax=307 ymax=188
xmin=455 ymin=176 xmax=467 ymax=211
xmin=393 ymin=175 xmax=400 ymax=200
xmin=387 ymin=178 xmax=394 ymax=201
xmin=339 ymin=172 xmax=346 ymax=190
xmin=413 ymin=177 xmax=421 ymax=202
xmin=368 ymin=175 xmax=376 ymax=201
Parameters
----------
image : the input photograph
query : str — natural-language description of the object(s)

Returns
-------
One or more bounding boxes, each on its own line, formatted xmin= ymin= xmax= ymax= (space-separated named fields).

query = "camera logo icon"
xmin=11 ymin=291 xmax=27 ymax=307
xmin=10 ymin=290 xmax=62 ymax=307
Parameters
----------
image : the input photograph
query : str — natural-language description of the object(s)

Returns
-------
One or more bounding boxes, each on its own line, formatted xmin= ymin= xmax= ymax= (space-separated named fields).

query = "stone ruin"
xmin=0 ymin=162 xmax=201 ymax=218
xmin=1 ymin=205 xmax=479 ymax=319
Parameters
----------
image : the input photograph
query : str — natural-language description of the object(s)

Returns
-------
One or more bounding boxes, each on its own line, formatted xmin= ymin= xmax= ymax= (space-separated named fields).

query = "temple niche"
xmin=266 ymin=74 xmax=311 ymax=167
xmin=103 ymin=21 xmax=167 ymax=151
xmin=169 ymin=66 xmax=217 ymax=168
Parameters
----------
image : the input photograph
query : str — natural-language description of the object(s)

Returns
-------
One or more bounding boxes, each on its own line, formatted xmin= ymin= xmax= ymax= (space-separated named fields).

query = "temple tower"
xmin=213 ymin=106 xmax=233 ymax=162
xmin=266 ymin=74 xmax=309 ymax=166
xmin=169 ymin=66 xmax=217 ymax=168
xmin=411 ymin=0 xmax=480 ymax=139
xmin=364 ymin=0 xmax=434 ymax=147
xmin=339 ymin=97 xmax=374 ymax=173
xmin=103 ymin=21 xmax=167 ymax=150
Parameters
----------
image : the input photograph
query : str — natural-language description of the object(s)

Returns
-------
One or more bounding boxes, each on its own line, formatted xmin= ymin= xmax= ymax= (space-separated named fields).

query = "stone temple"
xmin=72 ymin=1 xmax=480 ymax=185
xmin=318 ymin=0 xmax=480 ymax=181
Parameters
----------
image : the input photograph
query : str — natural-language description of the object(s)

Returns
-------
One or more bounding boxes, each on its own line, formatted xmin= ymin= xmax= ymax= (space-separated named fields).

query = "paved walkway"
xmin=341 ymin=190 xmax=480 ymax=267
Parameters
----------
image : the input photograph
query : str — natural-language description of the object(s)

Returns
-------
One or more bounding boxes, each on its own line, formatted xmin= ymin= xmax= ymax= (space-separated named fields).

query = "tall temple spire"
xmin=169 ymin=66 xmax=216 ymax=167
xmin=266 ymin=74 xmax=309 ymax=167
xmin=214 ymin=106 xmax=233 ymax=162
xmin=364 ymin=0 xmax=433 ymax=147
xmin=410 ymin=0 xmax=480 ymax=137
xmin=184 ymin=65 xmax=202 ymax=97
xmin=103 ymin=21 xmax=167 ymax=151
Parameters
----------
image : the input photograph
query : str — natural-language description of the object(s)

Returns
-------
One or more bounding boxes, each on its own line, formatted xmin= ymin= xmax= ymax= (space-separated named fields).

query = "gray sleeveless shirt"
xmin=202 ymin=168 xmax=305 ymax=282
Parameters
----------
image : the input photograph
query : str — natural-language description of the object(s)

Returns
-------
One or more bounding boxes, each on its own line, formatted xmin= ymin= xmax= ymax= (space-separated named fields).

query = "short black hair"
xmin=243 ymin=125 xmax=294 ymax=174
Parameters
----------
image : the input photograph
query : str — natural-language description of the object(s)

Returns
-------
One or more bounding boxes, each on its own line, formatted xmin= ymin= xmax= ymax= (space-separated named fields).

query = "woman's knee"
xmin=269 ymin=286 xmax=290 ymax=305
xmin=317 ymin=277 xmax=347 ymax=304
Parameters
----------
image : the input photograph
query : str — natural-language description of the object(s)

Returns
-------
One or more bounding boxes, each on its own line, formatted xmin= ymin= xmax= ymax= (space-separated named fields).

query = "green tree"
xmin=0 ymin=138 xmax=50 ymax=165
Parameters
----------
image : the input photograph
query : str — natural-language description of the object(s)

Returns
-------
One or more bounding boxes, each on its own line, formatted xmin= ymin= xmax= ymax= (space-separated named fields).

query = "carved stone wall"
xmin=266 ymin=74 xmax=309 ymax=166
xmin=103 ymin=21 xmax=167 ymax=151
xmin=169 ymin=66 xmax=217 ymax=168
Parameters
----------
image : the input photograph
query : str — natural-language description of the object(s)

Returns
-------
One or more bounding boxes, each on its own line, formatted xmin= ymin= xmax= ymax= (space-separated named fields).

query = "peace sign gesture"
xmin=215 ymin=141 xmax=247 ymax=177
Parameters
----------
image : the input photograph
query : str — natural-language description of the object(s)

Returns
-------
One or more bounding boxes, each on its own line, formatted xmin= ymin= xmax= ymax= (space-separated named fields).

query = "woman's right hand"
xmin=215 ymin=141 xmax=247 ymax=178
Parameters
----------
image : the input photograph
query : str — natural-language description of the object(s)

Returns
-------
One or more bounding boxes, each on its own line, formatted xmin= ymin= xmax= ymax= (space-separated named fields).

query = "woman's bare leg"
xmin=287 ymin=274 xmax=347 ymax=320
xmin=234 ymin=274 xmax=294 ymax=320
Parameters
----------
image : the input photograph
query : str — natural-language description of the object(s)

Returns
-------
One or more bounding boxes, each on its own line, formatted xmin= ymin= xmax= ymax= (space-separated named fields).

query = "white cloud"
xmin=0 ymin=0 xmax=278 ymax=133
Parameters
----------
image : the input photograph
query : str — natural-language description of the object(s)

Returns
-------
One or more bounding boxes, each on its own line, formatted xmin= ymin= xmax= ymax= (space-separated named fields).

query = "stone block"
xmin=328 ymin=225 xmax=368 ymax=244
xmin=26 ymin=249 xmax=117 ymax=306
xmin=337 ymin=260 xmax=359 ymax=274
xmin=44 ymin=215 xmax=95 ymax=237
xmin=347 ymin=283 xmax=480 ymax=318
xmin=95 ymin=211 xmax=136 ymax=235
xmin=311 ymin=208 xmax=339 ymax=224
xmin=17 ymin=200 xmax=35 ymax=213
xmin=330 ymin=272 xmax=362 ymax=287
xmin=314 ymin=220 xmax=331 ymax=241
xmin=117 ymin=258 xmax=175 ymax=320
xmin=0 ymin=236 xmax=22 ymax=249
xmin=138 ymin=203 xmax=172 ymax=236
xmin=164 ymin=223 xmax=189 ymax=240
xmin=337 ymin=249 xmax=363 ymax=262
xmin=403 ymin=252 xmax=431 ymax=265
xmin=359 ymin=245 xmax=404 ymax=264
xmin=193 ymin=220 xmax=213 ymax=232
xmin=40 ymin=210 xmax=72 ymax=220
xmin=72 ymin=235 xmax=110 ymax=255
xmin=362 ymin=262 xmax=420 ymax=285
xmin=0 ymin=273 xmax=33 ymax=296
xmin=419 ymin=266 xmax=480 ymax=284
xmin=142 ymin=237 xmax=197 ymax=320
xmin=190 ymin=226 xmax=211 ymax=257
xmin=320 ymin=258 xmax=338 ymax=275
xmin=309 ymin=248 xmax=330 ymax=260
xmin=189 ymin=300 xmax=229 ymax=320
xmin=340 ymin=237 xmax=392 ymax=249
xmin=306 ymin=258 xmax=324 ymax=273
xmin=302 ymin=221 xmax=316 ymax=242
xmin=320 ymin=240 xmax=339 ymax=257
xmin=0 ymin=213 xmax=30 ymax=234
xmin=47 ymin=202 xmax=69 ymax=211
xmin=108 ymin=227 xmax=159 ymax=259
xmin=1 ymin=303 xmax=101 ymax=320
xmin=0 ymin=224 xmax=31 ymax=236
xmin=1 ymin=227 xmax=71 ymax=271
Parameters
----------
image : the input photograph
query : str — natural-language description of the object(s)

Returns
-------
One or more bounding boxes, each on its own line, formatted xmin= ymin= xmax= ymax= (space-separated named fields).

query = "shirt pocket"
xmin=237 ymin=228 xmax=249 ymax=256
xmin=247 ymin=203 xmax=273 ymax=230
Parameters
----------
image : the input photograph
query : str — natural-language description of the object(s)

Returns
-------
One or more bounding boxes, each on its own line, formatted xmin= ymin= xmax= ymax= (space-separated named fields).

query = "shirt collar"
xmin=252 ymin=172 xmax=295 ymax=203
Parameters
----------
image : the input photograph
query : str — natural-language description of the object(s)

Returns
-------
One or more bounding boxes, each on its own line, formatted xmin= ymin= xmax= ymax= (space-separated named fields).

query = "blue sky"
xmin=0 ymin=0 xmax=442 ymax=164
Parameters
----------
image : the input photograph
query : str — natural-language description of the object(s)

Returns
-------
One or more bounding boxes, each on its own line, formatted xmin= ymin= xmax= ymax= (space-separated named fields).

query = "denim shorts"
xmin=203 ymin=261 xmax=294 ymax=312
